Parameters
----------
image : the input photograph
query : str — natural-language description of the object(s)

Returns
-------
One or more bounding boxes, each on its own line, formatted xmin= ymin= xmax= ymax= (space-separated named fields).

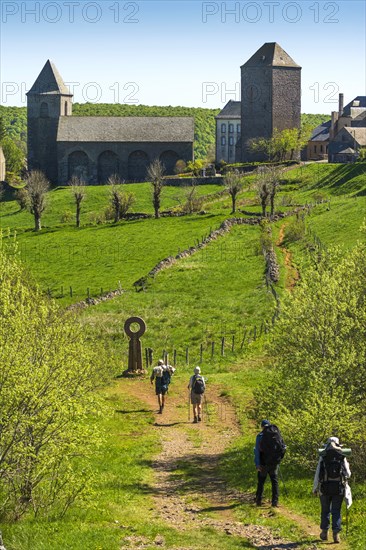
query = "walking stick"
xmin=346 ymin=505 xmax=349 ymax=536
xmin=188 ymin=389 xmax=190 ymax=421
xmin=203 ymin=394 xmax=210 ymax=421
xmin=278 ymin=465 xmax=288 ymax=497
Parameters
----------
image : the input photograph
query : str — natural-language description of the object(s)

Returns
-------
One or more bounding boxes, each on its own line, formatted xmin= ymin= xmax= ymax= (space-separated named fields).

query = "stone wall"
xmin=57 ymin=141 xmax=193 ymax=184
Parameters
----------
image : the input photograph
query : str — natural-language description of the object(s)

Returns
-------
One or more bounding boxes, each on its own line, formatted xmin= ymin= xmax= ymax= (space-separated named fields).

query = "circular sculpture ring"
xmin=124 ymin=316 xmax=146 ymax=339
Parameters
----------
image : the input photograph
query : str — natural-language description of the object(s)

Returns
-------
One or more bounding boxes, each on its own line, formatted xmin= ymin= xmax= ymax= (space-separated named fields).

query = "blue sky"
xmin=1 ymin=0 xmax=365 ymax=113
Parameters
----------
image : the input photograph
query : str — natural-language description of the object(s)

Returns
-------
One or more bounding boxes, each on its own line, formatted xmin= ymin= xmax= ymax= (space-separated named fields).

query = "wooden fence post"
xmin=173 ymin=349 xmax=177 ymax=366
xmin=241 ymin=328 xmax=247 ymax=349
xmin=231 ymin=334 xmax=235 ymax=352
xmin=221 ymin=337 xmax=225 ymax=356
xmin=211 ymin=341 xmax=215 ymax=359
xmin=145 ymin=348 xmax=149 ymax=370
xmin=186 ymin=347 xmax=189 ymax=366
xmin=200 ymin=343 xmax=203 ymax=363
xmin=87 ymin=287 xmax=90 ymax=299
xmin=70 ymin=286 xmax=73 ymax=297
xmin=253 ymin=326 xmax=257 ymax=341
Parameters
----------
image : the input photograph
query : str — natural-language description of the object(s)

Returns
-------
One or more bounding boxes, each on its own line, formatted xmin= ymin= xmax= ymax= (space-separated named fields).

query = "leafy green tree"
xmin=256 ymin=233 xmax=366 ymax=474
xmin=0 ymin=116 xmax=6 ymax=143
xmin=1 ymin=136 xmax=25 ymax=180
xmin=0 ymin=238 xmax=108 ymax=518
xmin=147 ymin=159 xmax=165 ymax=219
xmin=69 ymin=175 xmax=86 ymax=227
xmin=224 ymin=170 xmax=244 ymax=214
xmin=25 ymin=170 xmax=50 ymax=231
xmin=107 ymin=174 xmax=135 ymax=222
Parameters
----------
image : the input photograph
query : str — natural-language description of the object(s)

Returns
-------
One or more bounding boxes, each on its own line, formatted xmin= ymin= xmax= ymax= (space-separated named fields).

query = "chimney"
xmin=330 ymin=111 xmax=338 ymax=140
xmin=338 ymin=93 xmax=344 ymax=116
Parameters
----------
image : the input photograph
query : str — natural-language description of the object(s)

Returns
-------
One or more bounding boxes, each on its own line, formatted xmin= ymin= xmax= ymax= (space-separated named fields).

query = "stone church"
xmin=216 ymin=42 xmax=301 ymax=163
xmin=27 ymin=61 xmax=194 ymax=184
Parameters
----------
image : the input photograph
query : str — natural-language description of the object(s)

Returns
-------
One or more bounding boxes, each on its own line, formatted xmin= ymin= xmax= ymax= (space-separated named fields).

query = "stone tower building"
xmin=240 ymin=42 xmax=301 ymax=162
xmin=27 ymin=60 xmax=73 ymax=182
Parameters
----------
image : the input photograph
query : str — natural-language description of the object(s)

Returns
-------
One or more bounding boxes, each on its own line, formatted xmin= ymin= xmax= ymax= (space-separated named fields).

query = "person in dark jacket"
xmin=254 ymin=419 xmax=280 ymax=507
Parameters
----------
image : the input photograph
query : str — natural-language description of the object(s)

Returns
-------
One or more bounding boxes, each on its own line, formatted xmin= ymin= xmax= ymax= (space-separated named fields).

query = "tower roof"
xmin=241 ymin=43 xmax=301 ymax=69
xmin=27 ymin=60 xmax=72 ymax=96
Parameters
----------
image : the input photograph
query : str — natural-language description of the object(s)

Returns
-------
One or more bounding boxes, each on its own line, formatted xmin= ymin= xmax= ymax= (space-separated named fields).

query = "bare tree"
xmin=147 ymin=159 xmax=165 ymax=219
xmin=107 ymin=174 xmax=135 ymax=223
xmin=224 ymin=170 xmax=244 ymax=214
xmin=256 ymin=166 xmax=283 ymax=217
xmin=25 ymin=170 xmax=50 ymax=231
xmin=69 ymin=176 xmax=86 ymax=228
xmin=255 ymin=168 xmax=270 ymax=217
xmin=182 ymin=181 xmax=204 ymax=214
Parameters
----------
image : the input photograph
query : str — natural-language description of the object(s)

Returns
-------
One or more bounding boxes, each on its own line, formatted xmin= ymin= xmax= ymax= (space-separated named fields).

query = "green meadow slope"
xmin=1 ymin=162 xmax=366 ymax=549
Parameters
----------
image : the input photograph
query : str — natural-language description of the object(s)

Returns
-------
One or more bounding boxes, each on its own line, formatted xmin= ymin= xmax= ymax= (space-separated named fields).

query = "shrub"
xmin=60 ymin=210 xmax=73 ymax=223
xmin=284 ymin=218 xmax=305 ymax=243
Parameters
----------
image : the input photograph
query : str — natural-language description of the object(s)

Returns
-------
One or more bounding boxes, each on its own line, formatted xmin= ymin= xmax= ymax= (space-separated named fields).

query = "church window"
xmin=237 ymin=124 xmax=241 ymax=133
xmin=229 ymin=124 xmax=234 ymax=133
xmin=221 ymin=123 xmax=226 ymax=133
xmin=221 ymin=136 xmax=226 ymax=146
xmin=229 ymin=136 xmax=234 ymax=146
xmin=40 ymin=102 xmax=49 ymax=118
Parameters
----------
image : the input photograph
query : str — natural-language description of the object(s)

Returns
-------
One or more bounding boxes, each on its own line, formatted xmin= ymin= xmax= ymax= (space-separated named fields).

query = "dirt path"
xmin=123 ymin=378 xmax=332 ymax=550
xmin=276 ymin=224 xmax=300 ymax=291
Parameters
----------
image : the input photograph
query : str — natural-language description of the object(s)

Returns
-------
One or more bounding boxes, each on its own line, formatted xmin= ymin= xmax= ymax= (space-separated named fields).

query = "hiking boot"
xmin=271 ymin=502 xmax=279 ymax=508
xmin=158 ymin=406 xmax=162 ymax=414
xmin=193 ymin=417 xmax=198 ymax=423
xmin=333 ymin=532 xmax=340 ymax=544
xmin=255 ymin=499 xmax=262 ymax=506
xmin=198 ymin=416 xmax=202 ymax=422
xmin=319 ymin=530 xmax=328 ymax=541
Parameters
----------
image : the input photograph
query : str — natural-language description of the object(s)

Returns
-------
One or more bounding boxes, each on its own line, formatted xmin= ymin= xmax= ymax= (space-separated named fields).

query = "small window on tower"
xmin=229 ymin=124 xmax=234 ymax=133
xmin=221 ymin=136 xmax=226 ymax=146
xmin=221 ymin=123 xmax=226 ymax=133
xmin=237 ymin=124 xmax=241 ymax=133
xmin=40 ymin=102 xmax=49 ymax=118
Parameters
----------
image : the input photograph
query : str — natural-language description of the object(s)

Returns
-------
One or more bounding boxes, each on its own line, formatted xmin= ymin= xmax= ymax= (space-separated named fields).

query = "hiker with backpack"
xmin=188 ymin=366 xmax=206 ymax=423
xmin=254 ymin=420 xmax=286 ymax=507
xmin=313 ymin=436 xmax=351 ymax=544
xmin=150 ymin=359 xmax=175 ymax=414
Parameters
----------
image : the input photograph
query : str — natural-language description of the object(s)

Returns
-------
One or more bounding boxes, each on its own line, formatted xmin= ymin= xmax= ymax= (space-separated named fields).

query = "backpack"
xmin=162 ymin=369 xmax=171 ymax=386
xmin=319 ymin=448 xmax=346 ymax=496
xmin=192 ymin=375 xmax=205 ymax=395
xmin=260 ymin=424 xmax=286 ymax=465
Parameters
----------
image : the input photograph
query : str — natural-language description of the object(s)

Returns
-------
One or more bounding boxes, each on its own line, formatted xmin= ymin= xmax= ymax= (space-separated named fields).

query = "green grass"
xmin=81 ymin=223 xmax=278 ymax=365
xmin=2 ymin=163 xmax=366 ymax=548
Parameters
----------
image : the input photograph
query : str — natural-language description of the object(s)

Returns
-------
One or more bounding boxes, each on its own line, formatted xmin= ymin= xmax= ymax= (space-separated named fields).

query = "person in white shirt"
xmin=313 ymin=436 xmax=351 ymax=544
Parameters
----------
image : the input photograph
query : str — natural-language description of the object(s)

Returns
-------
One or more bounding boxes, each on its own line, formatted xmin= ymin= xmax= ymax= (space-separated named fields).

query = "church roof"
xmin=241 ymin=42 xmax=301 ymax=69
xmin=27 ymin=60 xmax=72 ymax=96
xmin=215 ymin=100 xmax=241 ymax=119
xmin=57 ymin=116 xmax=194 ymax=143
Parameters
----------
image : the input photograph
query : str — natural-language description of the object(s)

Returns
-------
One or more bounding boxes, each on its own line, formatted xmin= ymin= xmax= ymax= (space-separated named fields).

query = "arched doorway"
xmin=128 ymin=150 xmax=150 ymax=182
xmin=159 ymin=150 xmax=180 ymax=175
xmin=98 ymin=151 xmax=120 ymax=183
xmin=68 ymin=151 xmax=89 ymax=181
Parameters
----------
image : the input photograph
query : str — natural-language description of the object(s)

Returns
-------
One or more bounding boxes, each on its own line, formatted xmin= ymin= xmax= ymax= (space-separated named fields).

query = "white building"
xmin=215 ymin=100 xmax=241 ymax=164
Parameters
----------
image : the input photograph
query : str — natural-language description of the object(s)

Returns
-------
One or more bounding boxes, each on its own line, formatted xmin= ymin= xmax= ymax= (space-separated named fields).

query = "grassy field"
xmin=1 ymin=163 xmax=366 ymax=548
